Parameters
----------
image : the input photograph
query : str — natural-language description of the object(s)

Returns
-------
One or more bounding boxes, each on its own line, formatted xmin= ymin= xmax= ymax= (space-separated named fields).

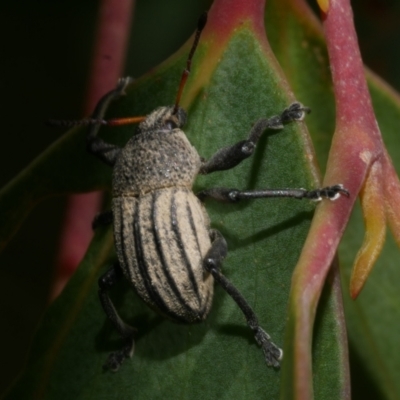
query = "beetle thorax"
xmin=112 ymin=106 xmax=201 ymax=197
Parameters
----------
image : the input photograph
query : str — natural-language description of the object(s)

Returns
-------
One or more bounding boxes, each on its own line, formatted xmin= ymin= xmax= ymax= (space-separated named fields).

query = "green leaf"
xmin=2 ymin=10 xmax=348 ymax=398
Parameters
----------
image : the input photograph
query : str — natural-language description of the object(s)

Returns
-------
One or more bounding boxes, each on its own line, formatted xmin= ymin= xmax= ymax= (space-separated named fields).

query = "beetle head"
xmin=137 ymin=106 xmax=187 ymax=134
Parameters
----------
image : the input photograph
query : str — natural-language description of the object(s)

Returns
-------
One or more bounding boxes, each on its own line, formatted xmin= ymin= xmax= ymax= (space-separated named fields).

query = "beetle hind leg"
xmin=203 ymin=229 xmax=282 ymax=367
xmin=253 ymin=327 xmax=283 ymax=368
xmin=99 ymin=262 xmax=136 ymax=371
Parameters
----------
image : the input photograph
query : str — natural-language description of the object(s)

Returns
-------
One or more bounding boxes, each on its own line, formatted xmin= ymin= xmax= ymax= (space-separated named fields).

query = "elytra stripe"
xmin=152 ymin=190 xmax=197 ymax=314
xmin=186 ymin=199 xmax=204 ymax=264
xmin=117 ymin=201 xmax=136 ymax=283
xmin=170 ymin=190 xmax=201 ymax=301
xmin=186 ymin=196 xmax=214 ymax=317
xmin=133 ymin=198 xmax=186 ymax=322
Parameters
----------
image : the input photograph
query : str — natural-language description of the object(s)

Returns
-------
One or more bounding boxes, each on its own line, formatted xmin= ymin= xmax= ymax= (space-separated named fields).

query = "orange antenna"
xmin=173 ymin=12 xmax=207 ymax=114
xmin=106 ymin=116 xmax=146 ymax=126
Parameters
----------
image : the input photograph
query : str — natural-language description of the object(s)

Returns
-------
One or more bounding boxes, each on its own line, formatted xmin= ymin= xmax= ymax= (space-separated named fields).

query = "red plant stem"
xmin=322 ymin=2 xmax=381 ymax=146
xmin=51 ymin=0 xmax=135 ymax=300
xmin=284 ymin=0 xmax=382 ymax=397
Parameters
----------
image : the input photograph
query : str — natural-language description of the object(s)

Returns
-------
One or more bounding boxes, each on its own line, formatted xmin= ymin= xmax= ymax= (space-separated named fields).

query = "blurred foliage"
xmin=1 ymin=0 xmax=400 ymax=398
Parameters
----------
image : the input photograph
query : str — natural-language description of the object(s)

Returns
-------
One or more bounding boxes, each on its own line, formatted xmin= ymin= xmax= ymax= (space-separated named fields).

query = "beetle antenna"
xmin=104 ymin=116 xmax=146 ymax=126
xmin=47 ymin=118 xmax=108 ymax=127
xmin=48 ymin=116 xmax=146 ymax=128
xmin=173 ymin=11 xmax=207 ymax=114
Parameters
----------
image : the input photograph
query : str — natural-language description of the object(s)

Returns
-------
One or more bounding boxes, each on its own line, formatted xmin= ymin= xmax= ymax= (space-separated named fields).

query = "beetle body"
xmin=111 ymin=106 xmax=214 ymax=323
xmin=78 ymin=14 xmax=348 ymax=371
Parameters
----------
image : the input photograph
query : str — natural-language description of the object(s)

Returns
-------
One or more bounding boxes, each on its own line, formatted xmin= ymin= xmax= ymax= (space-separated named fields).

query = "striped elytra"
xmin=112 ymin=187 xmax=214 ymax=323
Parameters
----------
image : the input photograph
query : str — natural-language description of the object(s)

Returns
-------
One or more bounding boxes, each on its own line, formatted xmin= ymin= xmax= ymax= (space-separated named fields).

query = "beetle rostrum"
xmin=81 ymin=12 xmax=350 ymax=372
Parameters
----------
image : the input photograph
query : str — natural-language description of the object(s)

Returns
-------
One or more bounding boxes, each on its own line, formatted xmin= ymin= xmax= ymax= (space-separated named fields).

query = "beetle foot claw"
xmin=103 ymin=337 xmax=135 ymax=372
xmin=254 ymin=327 xmax=283 ymax=368
xmin=282 ymin=102 xmax=311 ymax=123
xmin=268 ymin=102 xmax=311 ymax=130
xmin=308 ymin=184 xmax=350 ymax=202
xmin=116 ymin=77 xmax=134 ymax=96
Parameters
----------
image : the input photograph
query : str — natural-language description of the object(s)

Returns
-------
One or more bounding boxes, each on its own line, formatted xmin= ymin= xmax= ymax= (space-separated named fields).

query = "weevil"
xmin=61 ymin=12 xmax=349 ymax=371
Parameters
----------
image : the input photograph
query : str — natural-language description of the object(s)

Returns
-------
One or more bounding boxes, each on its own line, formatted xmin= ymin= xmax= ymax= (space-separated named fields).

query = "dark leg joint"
xmin=98 ymin=265 xmax=122 ymax=290
xmin=197 ymin=188 xmax=241 ymax=203
xmin=86 ymin=137 xmax=121 ymax=167
xmin=203 ymin=229 xmax=228 ymax=271
xmin=92 ymin=210 xmax=113 ymax=230
xmin=199 ymin=140 xmax=256 ymax=174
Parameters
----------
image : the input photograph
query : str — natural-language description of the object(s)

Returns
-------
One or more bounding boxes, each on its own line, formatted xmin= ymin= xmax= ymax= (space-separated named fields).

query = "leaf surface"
xmin=4 ymin=3 xmax=351 ymax=399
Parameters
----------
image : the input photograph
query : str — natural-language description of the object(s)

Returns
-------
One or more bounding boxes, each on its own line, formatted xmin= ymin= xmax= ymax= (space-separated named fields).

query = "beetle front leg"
xmin=99 ymin=262 xmax=136 ymax=371
xmin=203 ymin=229 xmax=282 ymax=367
xmin=87 ymin=77 xmax=133 ymax=166
xmin=199 ymin=102 xmax=310 ymax=175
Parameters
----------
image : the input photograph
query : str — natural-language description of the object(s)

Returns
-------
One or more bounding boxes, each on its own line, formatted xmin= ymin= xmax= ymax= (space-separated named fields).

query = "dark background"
xmin=0 ymin=0 xmax=399 ymax=396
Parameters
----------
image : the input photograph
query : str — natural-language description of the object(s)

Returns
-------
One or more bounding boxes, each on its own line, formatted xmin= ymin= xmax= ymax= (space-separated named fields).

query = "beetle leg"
xmin=203 ymin=229 xmax=282 ymax=368
xmin=197 ymin=184 xmax=349 ymax=203
xmin=99 ymin=262 xmax=136 ymax=371
xmin=92 ymin=210 xmax=113 ymax=230
xmin=87 ymin=77 xmax=133 ymax=166
xmin=199 ymin=102 xmax=310 ymax=174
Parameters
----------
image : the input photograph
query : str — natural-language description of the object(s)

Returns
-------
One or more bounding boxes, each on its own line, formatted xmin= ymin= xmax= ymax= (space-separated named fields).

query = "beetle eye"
xmin=165 ymin=119 xmax=178 ymax=130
